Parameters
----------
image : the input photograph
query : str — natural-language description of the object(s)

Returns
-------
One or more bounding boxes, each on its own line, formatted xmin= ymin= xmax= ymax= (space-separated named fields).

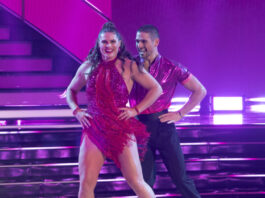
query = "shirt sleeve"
xmin=173 ymin=63 xmax=191 ymax=83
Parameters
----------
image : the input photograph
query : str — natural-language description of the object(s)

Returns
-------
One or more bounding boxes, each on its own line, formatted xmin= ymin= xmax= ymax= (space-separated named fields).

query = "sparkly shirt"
xmin=129 ymin=54 xmax=190 ymax=114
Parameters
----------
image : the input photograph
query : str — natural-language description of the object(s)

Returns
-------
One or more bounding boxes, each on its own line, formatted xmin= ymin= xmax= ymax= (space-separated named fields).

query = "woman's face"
xmin=98 ymin=32 xmax=121 ymax=62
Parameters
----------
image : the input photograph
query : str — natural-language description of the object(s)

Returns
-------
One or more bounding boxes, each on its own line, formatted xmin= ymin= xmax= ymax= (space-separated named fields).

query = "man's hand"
xmin=159 ymin=112 xmax=182 ymax=124
xmin=118 ymin=107 xmax=137 ymax=120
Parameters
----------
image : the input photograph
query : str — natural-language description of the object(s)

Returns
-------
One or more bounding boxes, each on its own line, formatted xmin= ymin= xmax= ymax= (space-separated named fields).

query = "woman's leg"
xmin=78 ymin=134 xmax=105 ymax=198
xmin=118 ymin=136 xmax=155 ymax=198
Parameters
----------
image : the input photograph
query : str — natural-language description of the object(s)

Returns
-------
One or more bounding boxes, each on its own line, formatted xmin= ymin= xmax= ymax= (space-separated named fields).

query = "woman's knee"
xmin=79 ymin=174 xmax=97 ymax=191
xmin=126 ymin=176 xmax=145 ymax=189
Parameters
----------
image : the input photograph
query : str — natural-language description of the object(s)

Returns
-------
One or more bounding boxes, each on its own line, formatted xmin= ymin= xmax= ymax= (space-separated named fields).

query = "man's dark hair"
xmin=137 ymin=24 xmax=160 ymax=40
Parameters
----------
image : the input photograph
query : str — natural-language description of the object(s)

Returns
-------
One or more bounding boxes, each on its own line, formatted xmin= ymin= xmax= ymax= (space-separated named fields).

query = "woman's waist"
xmin=86 ymin=103 xmax=127 ymax=114
xmin=86 ymin=97 xmax=127 ymax=107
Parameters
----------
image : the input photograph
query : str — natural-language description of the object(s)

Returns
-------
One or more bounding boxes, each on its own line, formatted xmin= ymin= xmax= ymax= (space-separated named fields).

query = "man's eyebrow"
xmin=101 ymin=39 xmax=116 ymax=42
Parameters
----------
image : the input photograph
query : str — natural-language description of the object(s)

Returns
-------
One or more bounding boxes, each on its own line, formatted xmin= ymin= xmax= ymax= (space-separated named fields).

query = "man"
xmin=129 ymin=24 xmax=206 ymax=198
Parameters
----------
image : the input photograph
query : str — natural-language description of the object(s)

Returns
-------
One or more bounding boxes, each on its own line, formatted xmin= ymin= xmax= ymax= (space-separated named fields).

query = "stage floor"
xmin=1 ymin=108 xmax=265 ymax=197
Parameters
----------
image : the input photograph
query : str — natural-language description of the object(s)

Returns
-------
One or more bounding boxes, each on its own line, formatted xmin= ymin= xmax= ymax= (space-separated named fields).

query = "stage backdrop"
xmin=0 ymin=0 xmax=111 ymax=61
xmin=112 ymin=0 xmax=265 ymax=97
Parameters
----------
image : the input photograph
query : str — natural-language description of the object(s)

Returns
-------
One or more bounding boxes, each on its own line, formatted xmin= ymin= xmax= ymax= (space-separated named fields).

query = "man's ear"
xmin=154 ymin=38 xmax=160 ymax=47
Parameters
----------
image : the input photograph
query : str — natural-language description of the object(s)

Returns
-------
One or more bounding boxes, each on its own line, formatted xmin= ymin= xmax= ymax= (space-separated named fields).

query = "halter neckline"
xmin=101 ymin=57 xmax=118 ymax=66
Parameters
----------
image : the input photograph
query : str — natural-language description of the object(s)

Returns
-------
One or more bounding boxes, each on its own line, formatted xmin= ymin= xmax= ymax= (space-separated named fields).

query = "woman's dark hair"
xmin=86 ymin=22 xmax=132 ymax=75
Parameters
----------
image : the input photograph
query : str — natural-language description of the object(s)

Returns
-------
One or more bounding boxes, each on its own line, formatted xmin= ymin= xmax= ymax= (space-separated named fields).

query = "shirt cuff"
xmin=181 ymin=73 xmax=192 ymax=84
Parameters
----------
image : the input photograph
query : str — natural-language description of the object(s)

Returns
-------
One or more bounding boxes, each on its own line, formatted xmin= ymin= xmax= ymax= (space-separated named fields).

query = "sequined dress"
xmin=83 ymin=59 xmax=149 ymax=167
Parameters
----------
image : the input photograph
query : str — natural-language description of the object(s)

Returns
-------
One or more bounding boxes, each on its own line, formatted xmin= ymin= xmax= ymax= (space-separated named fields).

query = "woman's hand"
xmin=75 ymin=110 xmax=93 ymax=129
xmin=118 ymin=107 xmax=137 ymax=120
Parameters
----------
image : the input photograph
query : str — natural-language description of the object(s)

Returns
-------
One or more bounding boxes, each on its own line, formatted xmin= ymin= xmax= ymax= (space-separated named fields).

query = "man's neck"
xmin=144 ymin=52 xmax=159 ymax=71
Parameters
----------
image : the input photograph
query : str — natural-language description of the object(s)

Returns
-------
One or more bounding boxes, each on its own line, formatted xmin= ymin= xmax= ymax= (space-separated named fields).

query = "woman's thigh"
xmin=118 ymin=136 xmax=144 ymax=181
xmin=79 ymin=134 xmax=105 ymax=182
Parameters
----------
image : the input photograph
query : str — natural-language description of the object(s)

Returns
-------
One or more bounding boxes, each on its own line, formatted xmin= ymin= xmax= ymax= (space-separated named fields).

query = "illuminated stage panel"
xmin=0 ymin=0 xmax=22 ymax=16
xmin=213 ymin=97 xmax=243 ymax=111
xmin=24 ymin=0 xmax=110 ymax=60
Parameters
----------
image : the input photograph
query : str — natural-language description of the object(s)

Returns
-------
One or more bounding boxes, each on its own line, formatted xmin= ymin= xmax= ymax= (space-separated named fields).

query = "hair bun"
xmin=102 ymin=21 xmax=116 ymax=29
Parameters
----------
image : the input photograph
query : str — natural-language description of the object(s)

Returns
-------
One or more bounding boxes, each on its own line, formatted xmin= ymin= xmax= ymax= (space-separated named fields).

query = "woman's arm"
xmin=66 ymin=61 xmax=92 ymax=128
xmin=118 ymin=61 xmax=162 ymax=120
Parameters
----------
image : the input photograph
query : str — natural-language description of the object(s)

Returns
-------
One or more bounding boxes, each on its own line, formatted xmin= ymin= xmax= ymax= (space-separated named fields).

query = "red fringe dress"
xmin=83 ymin=59 xmax=149 ymax=167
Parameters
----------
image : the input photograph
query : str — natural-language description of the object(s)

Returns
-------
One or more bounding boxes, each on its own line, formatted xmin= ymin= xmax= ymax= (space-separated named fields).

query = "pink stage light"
xmin=229 ymin=174 xmax=265 ymax=177
xmin=168 ymin=104 xmax=183 ymax=112
xmin=181 ymin=142 xmax=225 ymax=146
xmin=98 ymin=177 xmax=125 ymax=182
xmin=0 ymin=162 xmax=78 ymax=168
xmin=213 ymin=114 xmax=243 ymax=125
xmin=170 ymin=97 xmax=200 ymax=112
xmin=186 ymin=157 xmax=265 ymax=162
xmin=1 ymin=146 xmax=77 ymax=151
xmin=0 ymin=131 xmax=42 ymax=134
xmin=171 ymin=97 xmax=189 ymax=102
xmin=0 ymin=109 xmax=73 ymax=118
xmin=247 ymin=97 xmax=265 ymax=102
xmin=123 ymin=194 xmax=178 ymax=198
xmin=250 ymin=104 xmax=265 ymax=113
xmin=16 ymin=120 xmax=22 ymax=126
xmin=213 ymin=97 xmax=243 ymax=111
xmin=169 ymin=105 xmax=200 ymax=112
xmin=0 ymin=120 xmax=7 ymax=126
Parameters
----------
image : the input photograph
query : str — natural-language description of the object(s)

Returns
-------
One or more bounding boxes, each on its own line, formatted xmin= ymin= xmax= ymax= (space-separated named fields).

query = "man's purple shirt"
xmin=129 ymin=54 xmax=191 ymax=114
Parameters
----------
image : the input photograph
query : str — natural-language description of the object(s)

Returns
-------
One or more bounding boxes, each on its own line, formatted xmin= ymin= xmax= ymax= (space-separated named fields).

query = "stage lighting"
xmin=213 ymin=97 xmax=243 ymax=111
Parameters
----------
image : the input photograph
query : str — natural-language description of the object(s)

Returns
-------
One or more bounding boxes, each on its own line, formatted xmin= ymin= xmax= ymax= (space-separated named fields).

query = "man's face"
xmin=136 ymin=32 xmax=158 ymax=60
xmin=98 ymin=32 xmax=121 ymax=61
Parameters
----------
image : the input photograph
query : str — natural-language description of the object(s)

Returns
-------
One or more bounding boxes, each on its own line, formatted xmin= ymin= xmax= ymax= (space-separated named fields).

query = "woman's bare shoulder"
xmin=122 ymin=58 xmax=136 ymax=69
xmin=77 ymin=60 xmax=92 ymax=75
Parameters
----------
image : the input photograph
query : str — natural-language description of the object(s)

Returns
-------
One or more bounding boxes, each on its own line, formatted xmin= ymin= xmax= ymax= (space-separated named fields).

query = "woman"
xmin=66 ymin=22 xmax=162 ymax=198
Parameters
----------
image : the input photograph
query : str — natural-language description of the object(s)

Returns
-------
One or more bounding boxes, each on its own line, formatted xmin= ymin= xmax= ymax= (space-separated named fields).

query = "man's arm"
xmin=159 ymin=74 xmax=206 ymax=123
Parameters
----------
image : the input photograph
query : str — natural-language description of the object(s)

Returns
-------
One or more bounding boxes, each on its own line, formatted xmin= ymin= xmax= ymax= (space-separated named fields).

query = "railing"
xmin=83 ymin=0 xmax=111 ymax=21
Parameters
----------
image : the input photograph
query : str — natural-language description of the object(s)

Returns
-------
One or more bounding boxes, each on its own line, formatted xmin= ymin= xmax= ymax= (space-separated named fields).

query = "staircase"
xmin=0 ymin=6 xmax=79 ymax=106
